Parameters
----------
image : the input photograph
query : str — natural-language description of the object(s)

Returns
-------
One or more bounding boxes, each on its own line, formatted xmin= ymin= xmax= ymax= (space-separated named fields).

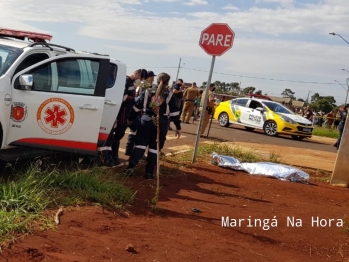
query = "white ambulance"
xmin=0 ymin=28 xmax=125 ymax=161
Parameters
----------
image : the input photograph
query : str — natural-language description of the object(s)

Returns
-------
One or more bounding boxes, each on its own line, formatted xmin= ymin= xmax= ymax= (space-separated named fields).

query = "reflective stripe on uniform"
xmin=135 ymin=145 xmax=147 ymax=150
xmin=148 ymin=148 xmax=157 ymax=154
xmin=97 ymin=146 xmax=112 ymax=151
xmin=169 ymin=111 xmax=180 ymax=116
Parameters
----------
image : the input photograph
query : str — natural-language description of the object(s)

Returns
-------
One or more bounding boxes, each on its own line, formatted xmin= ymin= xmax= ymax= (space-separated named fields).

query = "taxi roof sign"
xmin=0 ymin=28 xmax=52 ymax=42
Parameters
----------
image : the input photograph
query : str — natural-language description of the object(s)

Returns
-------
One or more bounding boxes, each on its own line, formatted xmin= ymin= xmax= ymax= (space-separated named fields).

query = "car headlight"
xmin=280 ymin=116 xmax=297 ymax=124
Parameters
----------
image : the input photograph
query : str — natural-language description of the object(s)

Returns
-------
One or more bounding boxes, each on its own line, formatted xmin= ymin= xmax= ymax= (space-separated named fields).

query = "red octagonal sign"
xmin=199 ymin=23 xmax=235 ymax=56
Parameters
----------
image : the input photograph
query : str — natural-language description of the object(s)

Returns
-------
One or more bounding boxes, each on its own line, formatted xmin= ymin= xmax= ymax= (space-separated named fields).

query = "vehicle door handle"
xmin=79 ymin=104 xmax=98 ymax=110
xmin=105 ymin=100 xmax=116 ymax=106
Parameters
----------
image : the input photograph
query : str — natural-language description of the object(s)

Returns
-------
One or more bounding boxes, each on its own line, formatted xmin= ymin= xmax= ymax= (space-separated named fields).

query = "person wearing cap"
xmin=125 ymin=70 xmax=156 ymax=156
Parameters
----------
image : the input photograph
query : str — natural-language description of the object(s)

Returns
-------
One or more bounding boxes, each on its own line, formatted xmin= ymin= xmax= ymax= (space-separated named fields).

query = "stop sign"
xmin=199 ymin=23 xmax=235 ymax=56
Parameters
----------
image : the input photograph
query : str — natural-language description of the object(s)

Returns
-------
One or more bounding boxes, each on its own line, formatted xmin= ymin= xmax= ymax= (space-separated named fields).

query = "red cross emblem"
xmin=44 ymin=104 xmax=67 ymax=128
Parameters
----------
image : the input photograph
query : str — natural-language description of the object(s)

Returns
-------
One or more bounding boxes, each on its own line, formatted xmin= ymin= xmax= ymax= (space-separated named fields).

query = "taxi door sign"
xmin=11 ymin=102 xmax=27 ymax=122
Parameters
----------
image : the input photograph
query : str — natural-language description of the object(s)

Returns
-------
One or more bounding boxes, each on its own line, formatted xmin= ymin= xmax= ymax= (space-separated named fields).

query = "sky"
xmin=1 ymin=0 xmax=349 ymax=105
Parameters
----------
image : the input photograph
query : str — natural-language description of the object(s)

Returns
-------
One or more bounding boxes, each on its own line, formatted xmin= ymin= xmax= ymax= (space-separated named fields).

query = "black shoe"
xmin=102 ymin=158 xmax=116 ymax=167
xmin=112 ymin=156 xmax=121 ymax=165
xmin=144 ymin=173 xmax=154 ymax=179
xmin=123 ymin=168 xmax=134 ymax=177
xmin=168 ymin=126 xmax=173 ymax=130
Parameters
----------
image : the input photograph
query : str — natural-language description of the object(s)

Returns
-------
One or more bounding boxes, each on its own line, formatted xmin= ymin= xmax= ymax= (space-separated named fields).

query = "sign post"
xmin=330 ymin=106 xmax=349 ymax=187
xmin=192 ymin=23 xmax=235 ymax=163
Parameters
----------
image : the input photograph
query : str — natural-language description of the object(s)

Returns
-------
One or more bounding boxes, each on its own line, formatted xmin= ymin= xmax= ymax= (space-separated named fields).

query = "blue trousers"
xmin=335 ymin=122 xmax=345 ymax=148
xmin=128 ymin=115 xmax=168 ymax=174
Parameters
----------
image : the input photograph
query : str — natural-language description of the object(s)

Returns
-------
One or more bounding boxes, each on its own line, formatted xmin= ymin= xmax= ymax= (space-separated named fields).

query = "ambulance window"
xmin=107 ymin=64 xmax=118 ymax=88
xmin=55 ymin=59 xmax=99 ymax=95
xmin=14 ymin=53 xmax=49 ymax=77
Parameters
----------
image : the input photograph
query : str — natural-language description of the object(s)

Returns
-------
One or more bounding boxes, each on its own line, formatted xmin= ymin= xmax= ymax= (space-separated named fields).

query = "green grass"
xmin=312 ymin=126 xmax=339 ymax=139
xmin=0 ymin=160 xmax=135 ymax=245
xmin=176 ymin=141 xmax=270 ymax=163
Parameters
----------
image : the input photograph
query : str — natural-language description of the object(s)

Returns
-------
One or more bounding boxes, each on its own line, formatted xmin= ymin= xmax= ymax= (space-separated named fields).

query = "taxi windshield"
xmin=263 ymin=101 xmax=294 ymax=115
xmin=0 ymin=44 xmax=23 ymax=76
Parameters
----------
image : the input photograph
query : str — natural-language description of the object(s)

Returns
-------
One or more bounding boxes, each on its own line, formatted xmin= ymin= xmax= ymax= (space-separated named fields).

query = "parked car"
xmin=0 ymin=28 xmax=126 ymax=161
xmin=213 ymin=97 xmax=313 ymax=140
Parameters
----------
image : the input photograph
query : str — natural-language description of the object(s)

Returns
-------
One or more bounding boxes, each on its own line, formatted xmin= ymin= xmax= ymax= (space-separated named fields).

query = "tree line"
xmin=200 ymin=81 xmax=341 ymax=113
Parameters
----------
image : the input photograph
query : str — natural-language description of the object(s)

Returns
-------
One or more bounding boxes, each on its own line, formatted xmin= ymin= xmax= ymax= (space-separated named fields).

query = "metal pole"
xmin=175 ymin=57 xmax=181 ymax=82
xmin=346 ymin=78 xmax=349 ymax=105
xmin=192 ymin=55 xmax=216 ymax=163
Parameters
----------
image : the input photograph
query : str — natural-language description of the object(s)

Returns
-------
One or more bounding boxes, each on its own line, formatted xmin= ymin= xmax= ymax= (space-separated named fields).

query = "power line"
xmin=127 ymin=65 xmax=347 ymax=86
xmin=181 ymin=67 xmax=342 ymax=85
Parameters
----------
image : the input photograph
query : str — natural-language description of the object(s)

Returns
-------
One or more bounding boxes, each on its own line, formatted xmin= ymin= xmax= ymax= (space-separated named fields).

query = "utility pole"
xmin=306 ymin=91 xmax=311 ymax=104
xmin=175 ymin=58 xmax=181 ymax=82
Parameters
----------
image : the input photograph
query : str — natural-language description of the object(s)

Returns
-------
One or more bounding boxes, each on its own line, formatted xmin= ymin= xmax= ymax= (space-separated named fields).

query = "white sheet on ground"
xmin=211 ymin=152 xmax=309 ymax=183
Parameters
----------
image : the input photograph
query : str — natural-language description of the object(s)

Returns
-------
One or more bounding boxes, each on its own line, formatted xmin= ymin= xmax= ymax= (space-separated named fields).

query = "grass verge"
xmin=313 ymin=126 xmax=339 ymax=139
xmin=0 ymin=160 xmax=135 ymax=246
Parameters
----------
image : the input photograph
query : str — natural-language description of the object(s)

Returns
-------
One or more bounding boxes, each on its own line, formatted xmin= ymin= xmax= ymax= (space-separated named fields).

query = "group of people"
xmin=98 ymin=70 xmax=216 ymax=179
xmin=168 ymin=80 xmax=216 ymax=137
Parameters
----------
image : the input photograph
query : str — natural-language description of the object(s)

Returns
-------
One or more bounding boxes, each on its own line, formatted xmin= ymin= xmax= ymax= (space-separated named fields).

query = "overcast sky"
xmin=1 ymin=0 xmax=349 ymax=105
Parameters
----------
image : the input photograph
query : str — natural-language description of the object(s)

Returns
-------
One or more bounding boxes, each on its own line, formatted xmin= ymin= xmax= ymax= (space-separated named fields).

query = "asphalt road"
xmin=119 ymin=119 xmax=338 ymax=156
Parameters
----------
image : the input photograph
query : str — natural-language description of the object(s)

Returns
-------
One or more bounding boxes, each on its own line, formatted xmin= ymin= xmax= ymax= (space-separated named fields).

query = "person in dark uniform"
xmin=98 ymin=69 xmax=142 ymax=166
xmin=125 ymin=70 xmax=158 ymax=157
xmin=333 ymin=104 xmax=349 ymax=149
xmin=168 ymin=78 xmax=184 ymax=130
xmin=125 ymin=69 xmax=149 ymax=157
xmin=124 ymin=72 xmax=181 ymax=179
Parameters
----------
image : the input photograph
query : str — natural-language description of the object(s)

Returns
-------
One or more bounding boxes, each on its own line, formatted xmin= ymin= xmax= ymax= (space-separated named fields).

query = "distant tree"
xmin=255 ymin=90 xmax=263 ymax=95
xmin=311 ymin=93 xmax=320 ymax=102
xmin=297 ymin=98 xmax=305 ymax=102
xmin=201 ymin=81 xmax=207 ymax=89
xmin=311 ymin=99 xmax=334 ymax=113
xmin=242 ymin=86 xmax=256 ymax=95
xmin=281 ymin=88 xmax=296 ymax=99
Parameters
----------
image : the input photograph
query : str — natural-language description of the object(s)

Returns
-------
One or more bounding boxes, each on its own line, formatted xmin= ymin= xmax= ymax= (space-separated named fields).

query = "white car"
xmin=0 ymin=28 xmax=126 ymax=161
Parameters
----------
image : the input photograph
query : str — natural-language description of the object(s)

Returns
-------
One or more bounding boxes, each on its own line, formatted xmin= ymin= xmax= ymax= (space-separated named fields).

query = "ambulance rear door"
xmin=7 ymin=53 xmax=110 ymax=155
xmin=98 ymin=60 xmax=126 ymax=145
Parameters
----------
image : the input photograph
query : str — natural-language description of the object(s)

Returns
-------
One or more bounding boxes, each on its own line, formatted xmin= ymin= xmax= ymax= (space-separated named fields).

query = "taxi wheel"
xmin=263 ymin=121 xmax=278 ymax=136
xmin=291 ymin=135 xmax=305 ymax=140
xmin=218 ymin=112 xmax=230 ymax=127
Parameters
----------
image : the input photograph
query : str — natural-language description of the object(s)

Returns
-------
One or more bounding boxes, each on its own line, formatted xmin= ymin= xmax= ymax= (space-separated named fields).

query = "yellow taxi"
xmin=213 ymin=97 xmax=313 ymax=140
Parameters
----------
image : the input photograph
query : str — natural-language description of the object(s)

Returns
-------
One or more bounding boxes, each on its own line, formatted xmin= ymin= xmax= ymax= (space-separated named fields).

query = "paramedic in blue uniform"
xmin=333 ymin=104 xmax=349 ymax=149
xmin=125 ymin=69 xmax=151 ymax=156
xmin=98 ymin=69 xmax=142 ymax=166
xmin=125 ymin=72 xmax=181 ymax=179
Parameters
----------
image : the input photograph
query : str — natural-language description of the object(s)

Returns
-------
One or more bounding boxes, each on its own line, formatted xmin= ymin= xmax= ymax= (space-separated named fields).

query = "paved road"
xmin=119 ymin=119 xmax=337 ymax=158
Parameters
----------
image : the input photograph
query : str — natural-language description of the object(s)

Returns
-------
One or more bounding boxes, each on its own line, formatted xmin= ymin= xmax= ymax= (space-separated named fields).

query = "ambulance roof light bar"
xmin=0 ymin=28 xmax=52 ymax=42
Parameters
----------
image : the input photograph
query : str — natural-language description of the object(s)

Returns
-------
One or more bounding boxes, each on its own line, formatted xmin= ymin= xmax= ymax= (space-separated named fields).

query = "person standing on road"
xmin=200 ymin=83 xmax=215 ymax=137
xmin=169 ymin=78 xmax=184 ymax=130
xmin=98 ymin=69 xmax=142 ymax=166
xmin=124 ymin=73 xmax=181 ymax=179
xmin=180 ymin=82 xmax=200 ymax=124
xmin=333 ymin=104 xmax=349 ymax=149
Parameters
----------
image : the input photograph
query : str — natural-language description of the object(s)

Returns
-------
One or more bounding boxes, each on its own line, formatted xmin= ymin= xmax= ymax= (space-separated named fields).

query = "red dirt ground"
xmin=1 ymin=146 xmax=349 ymax=262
